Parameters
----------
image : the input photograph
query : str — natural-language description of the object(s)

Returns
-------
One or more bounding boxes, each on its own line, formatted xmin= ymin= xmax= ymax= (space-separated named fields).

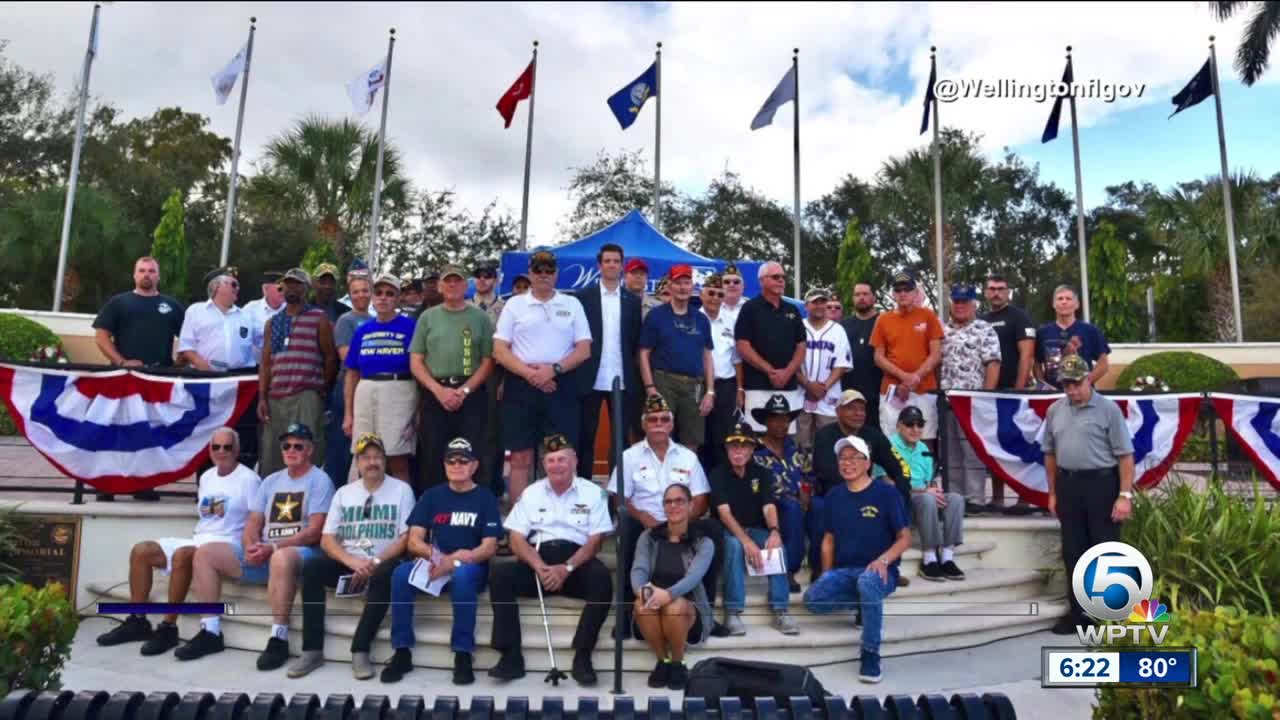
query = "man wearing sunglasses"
xmin=178 ymin=267 xmax=256 ymax=372
xmin=698 ymin=273 xmax=744 ymax=471
xmin=871 ymin=271 xmax=943 ymax=446
xmin=288 ymin=432 xmax=415 ymax=679
xmin=469 ymin=263 xmax=502 ymax=324
xmin=735 ymin=261 xmax=807 ymax=434
xmin=718 ymin=262 xmax=746 ymax=329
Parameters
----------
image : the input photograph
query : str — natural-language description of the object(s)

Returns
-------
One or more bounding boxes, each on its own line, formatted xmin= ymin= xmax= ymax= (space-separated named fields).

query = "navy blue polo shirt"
xmin=639 ymin=303 xmax=713 ymax=377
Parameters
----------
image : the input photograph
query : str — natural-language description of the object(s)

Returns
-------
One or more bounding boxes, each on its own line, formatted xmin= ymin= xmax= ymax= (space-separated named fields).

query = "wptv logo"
xmin=1071 ymin=541 xmax=1171 ymax=645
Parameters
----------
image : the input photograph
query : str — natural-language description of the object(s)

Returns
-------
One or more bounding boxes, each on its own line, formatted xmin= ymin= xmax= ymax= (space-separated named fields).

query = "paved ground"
xmin=63 ymin=617 xmax=1096 ymax=718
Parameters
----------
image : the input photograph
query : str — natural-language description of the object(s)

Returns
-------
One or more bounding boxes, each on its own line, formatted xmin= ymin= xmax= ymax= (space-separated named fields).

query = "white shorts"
xmin=155 ymin=536 xmax=241 ymax=575
xmin=879 ymin=388 xmax=939 ymax=440
xmin=352 ymin=379 xmax=419 ymax=456
xmin=743 ymin=389 xmax=805 ymax=434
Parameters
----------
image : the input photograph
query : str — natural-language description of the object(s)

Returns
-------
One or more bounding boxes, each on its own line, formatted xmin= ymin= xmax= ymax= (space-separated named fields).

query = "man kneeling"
xmin=287 ymin=432 xmax=415 ymax=679
xmin=803 ymin=435 xmax=911 ymax=684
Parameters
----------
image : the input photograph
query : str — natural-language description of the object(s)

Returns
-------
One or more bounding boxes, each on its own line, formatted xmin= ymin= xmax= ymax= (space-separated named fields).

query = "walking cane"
xmin=533 ymin=537 xmax=569 ymax=686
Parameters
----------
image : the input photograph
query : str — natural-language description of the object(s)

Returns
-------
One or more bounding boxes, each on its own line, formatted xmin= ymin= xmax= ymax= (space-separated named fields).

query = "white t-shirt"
xmin=192 ymin=464 xmax=261 ymax=545
xmin=609 ymin=440 xmax=710 ymax=522
xmin=493 ymin=290 xmax=592 ymax=364
xmin=322 ymin=475 xmax=416 ymax=557
xmin=802 ymin=319 xmax=853 ymax=417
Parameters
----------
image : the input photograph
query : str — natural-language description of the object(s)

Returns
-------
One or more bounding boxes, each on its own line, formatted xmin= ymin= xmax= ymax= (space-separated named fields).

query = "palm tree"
xmin=247 ymin=115 xmax=411 ymax=268
xmin=1212 ymin=1 xmax=1280 ymax=86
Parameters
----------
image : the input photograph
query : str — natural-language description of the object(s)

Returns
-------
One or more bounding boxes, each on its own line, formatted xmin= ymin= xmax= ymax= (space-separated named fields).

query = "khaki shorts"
xmin=352 ymin=379 xmax=419 ymax=455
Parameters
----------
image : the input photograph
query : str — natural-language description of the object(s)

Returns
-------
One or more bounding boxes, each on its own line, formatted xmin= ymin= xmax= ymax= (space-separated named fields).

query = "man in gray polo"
xmin=1043 ymin=354 xmax=1135 ymax=635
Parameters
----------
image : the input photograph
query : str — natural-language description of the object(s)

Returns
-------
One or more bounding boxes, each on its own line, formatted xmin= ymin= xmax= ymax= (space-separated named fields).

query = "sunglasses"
xmin=901 ymin=421 xmax=926 ymax=429
xmin=531 ymin=266 xmax=556 ymax=275
xmin=281 ymin=442 xmax=307 ymax=452
xmin=764 ymin=274 xmax=785 ymax=281
xmin=226 ymin=281 xmax=239 ymax=289
xmin=1062 ymin=379 xmax=1084 ymax=387
xmin=722 ymin=278 xmax=742 ymax=285
xmin=702 ymin=289 xmax=724 ymax=298
xmin=445 ymin=456 xmax=472 ymax=466
xmin=893 ymin=286 xmax=914 ymax=293
xmin=210 ymin=443 xmax=234 ymax=452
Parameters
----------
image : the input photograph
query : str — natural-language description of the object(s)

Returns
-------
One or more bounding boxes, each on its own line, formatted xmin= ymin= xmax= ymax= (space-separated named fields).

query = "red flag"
xmin=496 ymin=60 xmax=535 ymax=128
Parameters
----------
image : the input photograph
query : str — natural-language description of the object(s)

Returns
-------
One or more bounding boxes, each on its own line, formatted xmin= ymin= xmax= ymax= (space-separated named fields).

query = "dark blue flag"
xmin=608 ymin=61 xmax=658 ymax=130
xmin=1170 ymin=59 xmax=1213 ymax=118
xmin=1042 ymin=57 xmax=1074 ymax=143
xmin=920 ymin=57 xmax=936 ymax=135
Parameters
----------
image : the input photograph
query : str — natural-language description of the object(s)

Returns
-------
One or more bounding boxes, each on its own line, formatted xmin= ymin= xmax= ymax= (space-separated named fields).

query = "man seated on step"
xmin=803 ymin=435 xmax=912 ymax=685
xmin=176 ymin=422 xmax=334 ymax=669
xmin=380 ymin=437 xmax=503 ymax=686
xmin=488 ymin=433 xmax=614 ymax=686
xmin=286 ymin=432 xmax=415 ymax=680
xmin=96 ymin=427 xmax=260 ymax=656
xmin=711 ymin=420 xmax=795 ymax=636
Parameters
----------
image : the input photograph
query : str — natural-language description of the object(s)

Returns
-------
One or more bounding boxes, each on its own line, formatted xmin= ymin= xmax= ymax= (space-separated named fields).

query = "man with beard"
xmin=840 ymin=282 xmax=884 ymax=431
xmin=981 ymin=273 xmax=1038 ymax=515
xmin=469 ymin=263 xmax=501 ymax=324
xmin=310 ymin=264 xmax=351 ymax=323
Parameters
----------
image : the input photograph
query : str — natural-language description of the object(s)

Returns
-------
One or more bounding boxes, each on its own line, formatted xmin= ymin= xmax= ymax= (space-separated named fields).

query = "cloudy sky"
xmin=4 ymin=1 xmax=1279 ymax=250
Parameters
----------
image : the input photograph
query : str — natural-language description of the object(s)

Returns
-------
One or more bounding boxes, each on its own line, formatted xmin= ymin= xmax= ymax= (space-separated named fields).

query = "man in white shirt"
xmin=488 ymin=433 xmax=614 ymax=686
xmin=719 ymin=262 xmax=747 ymax=328
xmin=245 ymin=271 xmax=285 ymax=364
xmin=492 ymin=250 xmax=593 ymax=504
xmin=178 ymin=267 xmax=256 ymax=372
xmin=699 ymin=273 xmax=743 ymax=471
xmin=797 ymin=287 xmax=852 ymax=451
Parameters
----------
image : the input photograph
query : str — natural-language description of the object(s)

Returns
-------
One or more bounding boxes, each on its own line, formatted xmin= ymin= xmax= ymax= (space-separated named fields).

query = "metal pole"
xmin=518 ymin=41 xmax=538 ymax=251
xmin=610 ymin=376 xmax=626 ymax=694
xmin=218 ymin=18 xmax=256 ymax=268
xmin=930 ymin=47 xmax=947 ymax=322
xmin=368 ymin=28 xmax=396 ymax=272
xmin=1146 ymin=285 xmax=1156 ymax=341
xmin=1208 ymin=36 xmax=1244 ymax=343
xmin=1066 ymin=47 xmax=1090 ymax=324
xmin=53 ymin=3 xmax=101 ymax=312
xmin=653 ymin=42 xmax=662 ymax=232
xmin=792 ymin=48 xmax=801 ymax=295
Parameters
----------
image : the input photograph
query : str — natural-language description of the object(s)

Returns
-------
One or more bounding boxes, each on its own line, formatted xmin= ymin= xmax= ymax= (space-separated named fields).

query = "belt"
xmin=654 ymin=369 xmax=700 ymax=384
xmin=434 ymin=375 xmax=472 ymax=386
xmin=1059 ymin=467 xmax=1117 ymax=478
xmin=365 ymin=373 xmax=412 ymax=382
xmin=533 ymin=538 xmax=581 ymax=550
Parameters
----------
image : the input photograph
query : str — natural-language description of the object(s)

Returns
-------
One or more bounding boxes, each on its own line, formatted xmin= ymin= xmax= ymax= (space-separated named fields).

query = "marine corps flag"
xmin=497 ymin=60 xmax=535 ymax=128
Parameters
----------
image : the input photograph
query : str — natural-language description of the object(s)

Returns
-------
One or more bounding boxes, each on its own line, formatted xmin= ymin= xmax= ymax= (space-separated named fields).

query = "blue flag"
xmin=1170 ymin=59 xmax=1213 ymax=119
xmin=750 ymin=64 xmax=797 ymax=130
xmin=920 ymin=57 xmax=936 ymax=135
xmin=608 ymin=61 xmax=659 ymax=130
xmin=1041 ymin=57 xmax=1074 ymax=143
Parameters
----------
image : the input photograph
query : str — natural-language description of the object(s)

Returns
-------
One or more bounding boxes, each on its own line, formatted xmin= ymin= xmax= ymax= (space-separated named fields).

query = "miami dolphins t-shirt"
xmin=322 ymin=475 xmax=416 ymax=557
xmin=406 ymin=483 xmax=504 ymax=554
xmin=251 ymin=465 xmax=335 ymax=543
xmin=192 ymin=464 xmax=261 ymax=545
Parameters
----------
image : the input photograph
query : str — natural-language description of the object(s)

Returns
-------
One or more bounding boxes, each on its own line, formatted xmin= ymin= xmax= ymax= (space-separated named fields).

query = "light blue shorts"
xmin=236 ymin=544 xmax=321 ymax=585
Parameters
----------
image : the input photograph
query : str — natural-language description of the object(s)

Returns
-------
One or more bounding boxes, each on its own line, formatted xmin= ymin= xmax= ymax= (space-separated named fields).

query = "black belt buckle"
xmin=369 ymin=372 xmax=411 ymax=382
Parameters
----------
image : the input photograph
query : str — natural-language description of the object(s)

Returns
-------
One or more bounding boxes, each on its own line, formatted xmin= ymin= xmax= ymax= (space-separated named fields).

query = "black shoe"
xmin=647 ymin=660 xmax=669 ymax=688
xmin=487 ymin=651 xmax=525 ymax=680
xmin=572 ymin=650 xmax=597 ymax=686
xmin=666 ymin=661 xmax=689 ymax=690
xmin=96 ymin=614 xmax=151 ymax=646
xmin=140 ymin=622 xmax=179 ymax=655
xmin=95 ymin=492 xmax=116 ymax=502
xmin=256 ymin=636 xmax=290 ymax=671
xmin=1003 ymin=501 xmax=1036 ymax=516
xmin=380 ymin=649 xmax=414 ymax=683
xmin=174 ymin=629 xmax=224 ymax=661
xmin=789 ymin=577 xmax=802 ymax=594
xmin=939 ymin=560 xmax=966 ymax=581
xmin=964 ymin=501 xmax=985 ymax=516
xmin=854 ymin=610 xmax=863 ymax=628
xmin=709 ymin=621 xmax=731 ymax=638
xmin=1051 ymin=616 xmax=1081 ymax=635
xmin=918 ymin=561 xmax=946 ymax=582
xmin=132 ymin=489 xmax=161 ymax=502
xmin=452 ymin=652 xmax=474 ymax=686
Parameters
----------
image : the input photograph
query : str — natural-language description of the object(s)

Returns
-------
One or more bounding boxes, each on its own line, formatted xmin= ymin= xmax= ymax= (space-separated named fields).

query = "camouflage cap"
xmin=1060 ymin=354 xmax=1090 ymax=382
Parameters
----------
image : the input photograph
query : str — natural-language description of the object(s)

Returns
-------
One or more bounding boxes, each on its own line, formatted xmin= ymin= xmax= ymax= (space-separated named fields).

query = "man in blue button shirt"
xmin=1035 ymin=285 xmax=1111 ymax=390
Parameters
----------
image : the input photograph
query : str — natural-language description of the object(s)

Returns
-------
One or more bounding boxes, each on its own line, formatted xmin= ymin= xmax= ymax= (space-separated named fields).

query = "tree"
xmin=1211 ymin=1 xmax=1280 ymax=86
xmin=806 ymin=175 xmax=876 ymax=293
xmin=382 ymin=190 xmax=518 ymax=280
xmin=558 ymin=149 xmax=689 ymax=242
xmin=1087 ymin=220 xmax=1139 ymax=342
xmin=0 ymin=42 xmax=75 ymax=202
xmin=834 ymin=217 xmax=874 ymax=306
xmin=685 ymin=171 xmax=795 ymax=269
xmin=150 ymin=190 xmax=188 ymax=302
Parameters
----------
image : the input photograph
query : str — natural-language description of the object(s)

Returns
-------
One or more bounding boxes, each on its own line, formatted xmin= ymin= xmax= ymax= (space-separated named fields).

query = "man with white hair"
xmin=178 ymin=267 xmax=256 ymax=372
xmin=734 ymin=261 xmax=806 ymax=433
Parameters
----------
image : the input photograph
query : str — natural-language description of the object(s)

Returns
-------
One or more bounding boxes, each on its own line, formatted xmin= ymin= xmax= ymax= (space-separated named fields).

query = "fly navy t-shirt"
xmin=822 ymin=479 xmax=908 ymax=576
xmin=406 ymin=484 xmax=504 ymax=554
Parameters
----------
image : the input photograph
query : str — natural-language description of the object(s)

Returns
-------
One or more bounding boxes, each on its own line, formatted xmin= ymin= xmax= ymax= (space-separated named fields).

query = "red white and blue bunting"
xmin=1210 ymin=393 xmax=1280 ymax=491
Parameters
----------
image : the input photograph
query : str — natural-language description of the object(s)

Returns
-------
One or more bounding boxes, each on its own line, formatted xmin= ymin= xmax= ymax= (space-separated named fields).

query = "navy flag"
xmin=920 ymin=55 xmax=936 ymax=135
xmin=608 ymin=61 xmax=658 ymax=130
xmin=1041 ymin=57 xmax=1073 ymax=143
xmin=1170 ymin=59 xmax=1213 ymax=118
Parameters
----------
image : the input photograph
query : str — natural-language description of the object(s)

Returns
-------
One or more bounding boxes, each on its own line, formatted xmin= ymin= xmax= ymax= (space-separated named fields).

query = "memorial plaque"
xmin=8 ymin=515 xmax=82 ymax=599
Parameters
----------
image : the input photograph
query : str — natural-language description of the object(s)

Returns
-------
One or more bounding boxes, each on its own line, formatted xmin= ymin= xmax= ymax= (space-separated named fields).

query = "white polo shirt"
xmin=802 ymin=318 xmax=853 ymax=416
xmin=494 ymin=290 xmax=592 ymax=365
xmin=505 ymin=476 xmax=614 ymax=546
xmin=178 ymin=300 xmax=256 ymax=370
xmin=702 ymin=307 xmax=740 ymax=380
xmin=609 ymin=440 xmax=710 ymax=522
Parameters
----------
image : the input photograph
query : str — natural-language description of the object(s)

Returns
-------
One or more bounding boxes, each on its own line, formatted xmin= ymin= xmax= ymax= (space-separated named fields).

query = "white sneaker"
xmin=725 ymin=613 xmax=747 ymax=636
xmin=772 ymin=611 xmax=799 ymax=635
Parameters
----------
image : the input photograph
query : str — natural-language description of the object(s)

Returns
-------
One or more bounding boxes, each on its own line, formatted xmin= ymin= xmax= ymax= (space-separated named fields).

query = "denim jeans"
xmin=721 ymin=528 xmax=789 ymax=613
xmin=390 ymin=560 xmax=489 ymax=653
xmin=803 ymin=565 xmax=897 ymax=655
xmin=776 ymin=498 xmax=807 ymax=576
xmin=806 ymin=494 xmax=826 ymax=577
xmin=323 ymin=380 xmax=352 ymax=489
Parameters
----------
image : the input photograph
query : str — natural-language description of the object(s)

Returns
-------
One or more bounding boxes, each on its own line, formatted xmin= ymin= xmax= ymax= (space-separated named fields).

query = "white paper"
xmin=335 ymin=574 xmax=366 ymax=598
xmin=406 ymin=555 xmax=450 ymax=597
xmin=747 ymin=548 xmax=787 ymax=577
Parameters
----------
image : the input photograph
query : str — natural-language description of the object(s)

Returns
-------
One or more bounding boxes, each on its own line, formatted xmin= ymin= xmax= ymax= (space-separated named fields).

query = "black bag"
xmin=683 ymin=657 xmax=831 ymax=707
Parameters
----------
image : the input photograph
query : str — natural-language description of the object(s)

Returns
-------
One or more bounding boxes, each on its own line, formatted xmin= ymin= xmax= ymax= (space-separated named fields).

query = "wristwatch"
xmin=453 ymin=559 xmax=463 ymax=569
xmin=461 ymin=385 xmax=471 ymax=395
xmin=1119 ymin=491 xmax=1134 ymax=500
xmin=565 ymin=561 xmax=575 ymax=573
xmin=553 ymin=362 xmax=565 ymax=376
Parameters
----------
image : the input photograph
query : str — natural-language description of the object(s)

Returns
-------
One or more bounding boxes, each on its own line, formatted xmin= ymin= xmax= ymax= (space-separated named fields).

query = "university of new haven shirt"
xmin=407 ymin=483 xmax=504 ymax=554
xmin=322 ymin=475 xmax=416 ymax=557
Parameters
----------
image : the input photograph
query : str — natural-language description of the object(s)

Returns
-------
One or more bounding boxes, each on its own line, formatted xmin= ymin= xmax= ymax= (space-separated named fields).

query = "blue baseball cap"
xmin=279 ymin=423 xmax=314 ymax=443
xmin=950 ymin=283 xmax=979 ymax=302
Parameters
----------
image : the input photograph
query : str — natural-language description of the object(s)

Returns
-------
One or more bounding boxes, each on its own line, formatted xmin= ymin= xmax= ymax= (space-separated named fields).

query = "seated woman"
xmin=96 ymin=427 xmax=260 ymax=655
xmin=631 ymin=483 xmax=715 ymax=691
xmin=880 ymin=406 xmax=965 ymax=582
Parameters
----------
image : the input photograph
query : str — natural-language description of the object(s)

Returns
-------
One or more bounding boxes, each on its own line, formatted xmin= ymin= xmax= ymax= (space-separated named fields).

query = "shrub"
xmin=0 ymin=313 xmax=64 ymax=436
xmin=1116 ymin=351 xmax=1239 ymax=393
xmin=1092 ymin=606 xmax=1280 ymax=719
xmin=0 ymin=581 xmax=80 ymax=695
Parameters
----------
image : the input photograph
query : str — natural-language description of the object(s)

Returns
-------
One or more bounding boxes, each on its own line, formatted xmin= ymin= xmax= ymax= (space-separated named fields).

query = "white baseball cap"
xmin=833 ymin=434 xmax=871 ymax=459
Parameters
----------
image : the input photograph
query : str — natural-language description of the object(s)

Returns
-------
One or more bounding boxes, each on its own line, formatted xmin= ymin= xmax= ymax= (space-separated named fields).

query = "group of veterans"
xmin=91 ymin=246 xmax=1131 ymax=686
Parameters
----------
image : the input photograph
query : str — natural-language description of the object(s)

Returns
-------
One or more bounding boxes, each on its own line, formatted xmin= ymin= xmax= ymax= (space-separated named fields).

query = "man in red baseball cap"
xmin=638 ymin=264 xmax=715 ymax=454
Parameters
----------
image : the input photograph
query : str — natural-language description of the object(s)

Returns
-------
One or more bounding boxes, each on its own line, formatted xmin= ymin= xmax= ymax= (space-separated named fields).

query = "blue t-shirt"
xmin=1035 ymin=320 xmax=1110 ymax=389
xmin=822 ymin=479 xmax=908 ymax=575
xmin=639 ymin=304 xmax=714 ymax=378
xmin=345 ymin=315 xmax=416 ymax=376
xmin=406 ymin=484 xmax=504 ymax=554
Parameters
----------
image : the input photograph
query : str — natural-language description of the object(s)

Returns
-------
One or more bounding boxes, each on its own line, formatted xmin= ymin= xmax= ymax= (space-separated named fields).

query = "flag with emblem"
xmin=1169 ymin=59 xmax=1212 ymax=118
xmin=607 ymin=61 xmax=658 ymax=130
xmin=211 ymin=44 xmax=248 ymax=106
xmin=497 ymin=60 xmax=535 ymax=128
xmin=347 ymin=60 xmax=387 ymax=115
xmin=750 ymin=64 xmax=797 ymax=130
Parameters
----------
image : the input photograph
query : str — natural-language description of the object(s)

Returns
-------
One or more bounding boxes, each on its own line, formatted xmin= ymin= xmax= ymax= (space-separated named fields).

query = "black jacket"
xmin=813 ymin=421 xmax=908 ymax=498
xmin=575 ymin=284 xmax=643 ymax=396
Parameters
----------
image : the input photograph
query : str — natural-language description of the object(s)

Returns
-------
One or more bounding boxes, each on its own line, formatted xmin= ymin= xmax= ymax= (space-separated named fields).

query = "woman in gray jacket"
xmin=631 ymin=483 xmax=715 ymax=690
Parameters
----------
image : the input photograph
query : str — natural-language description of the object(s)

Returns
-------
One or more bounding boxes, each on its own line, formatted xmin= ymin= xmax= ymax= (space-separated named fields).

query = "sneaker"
xmin=858 ymin=651 xmax=883 ymax=683
xmin=725 ymin=613 xmax=747 ymax=636
xmin=709 ymin=621 xmax=731 ymax=638
xmin=132 ymin=489 xmax=161 ymax=502
xmin=287 ymin=650 xmax=325 ymax=678
xmin=452 ymin=652 xmax=475 ymax=686
xmin=1003 ymin=501 xmax=1036 ymax=516
xmin=666 ymin=661 xmax=689 ymax=690
xmin=95 ymin=492 xmax=116 ymax=502
xmin=174 ymin=629 xmax=224 ymax=661
xmin=256 ymin=636 xmax=291 ymax=671
xmin=854 ymin=610 xmax=863 ymax=628
xmin=351 ymin=651 xmax=375 ymax=680
xmin=96 ymin=614 xmax=151 ymax=646
xmin=647 ymin=660 xmax=669 ymax=689
xmin=487 ymin=651 xmax=525 ymax=680
xmin=896 ymin=575 xmax=910 ymax=588
xmin=939 ymin=560 xmax=966 ymax=581
xmin=572 ymin=650 xmax=597 ymax=686
xmin=772 ymin=611 xmax=799 ymax=636
xmin=140 ymin=622 xmax=179 ymax=656
xmin=788 ymin=576 xmax=802 ymax=594
xmin=918 ymin=562 xmax=946 ymax=582
xmin=380 ymin=648 xmax=414 ymax=683
xmin=984 ymin=501 xmax=1005 ymax=514
xmin=964 ymin=501 xmax=986 ymax=517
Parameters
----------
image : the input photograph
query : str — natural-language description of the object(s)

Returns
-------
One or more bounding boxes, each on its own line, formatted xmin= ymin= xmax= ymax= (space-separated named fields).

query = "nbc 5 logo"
xmin=1071 ymin=541 xmax=1153 ymax=622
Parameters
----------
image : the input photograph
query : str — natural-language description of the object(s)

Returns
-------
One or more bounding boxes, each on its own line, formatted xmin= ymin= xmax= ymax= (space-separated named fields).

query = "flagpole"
xmin=218 ymin=17 xmax=256 ymax=268
xmin=930 ymin=46 xmax=947 ymax=322
xmin=518 ymin=41 xmax=537 ymax=251
xmin=1208 ymin=35 xmax=1244 ymax=342
xmin=1066 ymin=46 xmax=1090 ymax=323
xmin=792 ymin=48 xmax=801 ymax=294
xmin=52 ymin=2 xmax=101 ymax=312
xmin=368 ymin=28 xmax=395 ymax=272
xmin=653 ymin=42 xmax=662 ymax=232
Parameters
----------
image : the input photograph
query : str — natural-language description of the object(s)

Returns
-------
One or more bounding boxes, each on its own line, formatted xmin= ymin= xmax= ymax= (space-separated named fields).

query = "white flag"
xmin=346 ymin=61 xmax=387 ymax=114
xmin=751 ymin=64 xmax=797 ymax=130
xmin=211 ymin=45 xmax=248 ymax=106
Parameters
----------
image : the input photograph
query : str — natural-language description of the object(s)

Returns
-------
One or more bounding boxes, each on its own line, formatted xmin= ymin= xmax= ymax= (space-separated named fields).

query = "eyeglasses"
xmin=764 ymin=274 xmax=785 ymax=281
xmin=281 ymin=442 xmax=306 ymax=452
xmin=227 ymin=281 xmax=239 ymax=289
xmin=702 ymin=289 xmax=723 ymax=298
xmin=722 ymin=278 xmax=742 ymax=286
xmin=837 ymin=455 xmax=868 ymax=463
xmin=531 ymin=266 xmax=556 ymax=275
xmin=646 ymin=414 xmax=674 ymax=424
xmin=445 ymin=456 xmax=472 ymax=466
xmin=374 ymin=289 xmax=398 ymax=297
xmin=210 ymin=443 xmax=234 ymax=452
xmin=663 ymin=497 xmax=690 ymax=506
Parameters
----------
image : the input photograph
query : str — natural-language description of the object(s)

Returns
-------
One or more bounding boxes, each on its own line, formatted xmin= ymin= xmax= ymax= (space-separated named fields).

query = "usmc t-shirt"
xmin=92 ymin=291 xmax=185 ymax=367
xmin=251 ymin=465 xmax=335 ymax=542
xmin=322 ymin=476 xmax=415 ymax=557
xmin=406 ymin=484 xmax=504 ymax=554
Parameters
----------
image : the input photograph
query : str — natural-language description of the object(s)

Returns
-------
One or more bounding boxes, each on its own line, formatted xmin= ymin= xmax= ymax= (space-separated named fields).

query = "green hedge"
xmin=0 ymin=313 xmax=64 ymax=435
xmin=0 ymin=581 xmax=80 ymax=695
xmin=1116 ymin=351 xmax=1239 ymax=392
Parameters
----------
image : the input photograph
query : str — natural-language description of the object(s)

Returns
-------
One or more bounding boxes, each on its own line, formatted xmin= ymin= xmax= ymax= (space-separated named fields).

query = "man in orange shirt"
xmin=870 ymin=271 xmax=944 ymax=446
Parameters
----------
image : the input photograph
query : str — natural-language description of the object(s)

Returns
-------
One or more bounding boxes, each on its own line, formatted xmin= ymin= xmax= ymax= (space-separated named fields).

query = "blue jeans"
xmin=390 ymin=560 xmax=489 ymax=653
xmin=722 ymin=528 xmax=789 ymax=613
xmin=803 ymin=566 xmax=897 ymax=655
xmin=776 ymin=498 xmax=806 ymax=576
xmin=323 ymin=380 xmax=351 ymax=488
xmin=806 ymin=494 xmax=826 ymax=577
